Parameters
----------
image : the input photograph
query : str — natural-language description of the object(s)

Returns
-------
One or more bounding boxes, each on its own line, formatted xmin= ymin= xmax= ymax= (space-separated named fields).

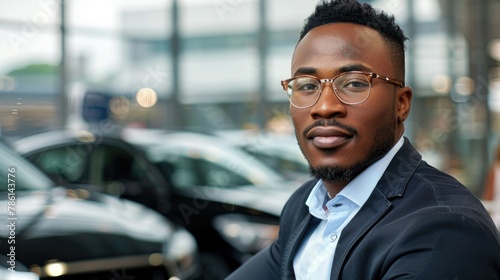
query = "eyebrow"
xmin=293 ymin=67 xmax=317 ymax=76
xmin=293 ymin=64 xmax=373 ymax=77
xmin=339 ymin=64 xmax=372 ymax=72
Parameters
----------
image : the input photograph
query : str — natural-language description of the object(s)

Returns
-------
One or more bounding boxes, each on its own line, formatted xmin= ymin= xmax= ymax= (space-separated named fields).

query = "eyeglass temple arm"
xmin=372 ymin=73 xmax=404 ymax=87
xmin=281 ymin=80 xmax=290 ymax=91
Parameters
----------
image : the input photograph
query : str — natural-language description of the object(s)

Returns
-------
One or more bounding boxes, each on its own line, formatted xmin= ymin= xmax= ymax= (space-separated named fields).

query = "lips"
xmin=306 ymin=126 xmax=353 ymax=149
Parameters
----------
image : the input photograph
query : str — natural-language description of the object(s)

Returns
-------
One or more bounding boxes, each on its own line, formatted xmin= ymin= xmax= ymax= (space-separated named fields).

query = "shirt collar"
xmin=305 ymin=136 xmax=404 ymax=219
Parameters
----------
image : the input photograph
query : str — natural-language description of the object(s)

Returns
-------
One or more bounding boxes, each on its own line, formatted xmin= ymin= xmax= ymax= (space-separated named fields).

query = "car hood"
xmin=0 ymin=186 xmax=174 ymax=242
xmin=0 ymin=186 xmax=179 ymax=267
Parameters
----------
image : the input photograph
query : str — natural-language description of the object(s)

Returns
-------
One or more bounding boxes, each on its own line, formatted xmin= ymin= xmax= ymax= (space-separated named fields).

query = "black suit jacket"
xmin=226 ymin=138 xmax=500 ymax=279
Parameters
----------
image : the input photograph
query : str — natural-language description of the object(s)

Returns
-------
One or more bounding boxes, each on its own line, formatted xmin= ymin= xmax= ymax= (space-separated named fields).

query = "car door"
xmin=89 ymin=143 xmax=170 ymax=213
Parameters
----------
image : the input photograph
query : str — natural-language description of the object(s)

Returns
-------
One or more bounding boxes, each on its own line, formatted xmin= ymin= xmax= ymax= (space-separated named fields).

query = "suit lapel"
xmin=281 ymin=212 xmax=315 ymax=280
xmin=330 ymin=138 xmax=422 ymax=279
xmin=329 ymin=187 xmax=391 ymax=279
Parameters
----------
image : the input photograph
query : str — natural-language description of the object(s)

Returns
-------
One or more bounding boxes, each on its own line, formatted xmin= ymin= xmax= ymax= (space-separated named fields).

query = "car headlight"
xmin=162 ymin=227 xmax=199 ymax=279
xmin=213 ymin=214 xmax=279 ymax=254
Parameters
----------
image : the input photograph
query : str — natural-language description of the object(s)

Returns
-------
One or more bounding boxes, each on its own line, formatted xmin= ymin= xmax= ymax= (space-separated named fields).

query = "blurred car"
xmin=0 ymin=139 xmax=199 ymax=280
xmin=215 ymin=130 xmax=312 ymax=183
xmin=11 ymin=129 xmax=171 ymax=214
xmin=121 ymin=129 xmax=298 ymax=270
xmin=11 ymin=128 xmax=297 ymax=279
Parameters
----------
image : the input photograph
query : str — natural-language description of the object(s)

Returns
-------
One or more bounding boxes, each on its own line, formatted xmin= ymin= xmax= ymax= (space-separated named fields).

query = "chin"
xmin=309 ymin=164 xmax=359 ymax=182
xmin=312 ymin=146 xmax=392 ymax=183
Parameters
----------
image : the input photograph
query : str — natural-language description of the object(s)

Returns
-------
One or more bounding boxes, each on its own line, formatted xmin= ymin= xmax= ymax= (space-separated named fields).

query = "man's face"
xmin=290 ymin=23 xmax=410 ymax=185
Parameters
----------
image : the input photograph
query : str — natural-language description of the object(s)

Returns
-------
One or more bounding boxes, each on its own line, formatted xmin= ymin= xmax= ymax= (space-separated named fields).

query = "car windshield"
xmin=0 ymin=141 xmax=53 ymax=192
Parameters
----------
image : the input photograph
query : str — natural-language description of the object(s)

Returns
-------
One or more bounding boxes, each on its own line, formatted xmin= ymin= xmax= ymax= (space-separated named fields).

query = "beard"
xmin=301 ymin=116 xmax=396 ymax=184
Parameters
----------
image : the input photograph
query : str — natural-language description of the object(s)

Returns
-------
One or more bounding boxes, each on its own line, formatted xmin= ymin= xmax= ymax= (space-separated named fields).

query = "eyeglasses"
xmin=281 ymin=71 xmax=404 ymax=108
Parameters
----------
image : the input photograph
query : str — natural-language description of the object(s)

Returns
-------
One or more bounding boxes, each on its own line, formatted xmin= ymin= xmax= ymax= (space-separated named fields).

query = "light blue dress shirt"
xmin=293 ymin=137 xmax=404 ymax=279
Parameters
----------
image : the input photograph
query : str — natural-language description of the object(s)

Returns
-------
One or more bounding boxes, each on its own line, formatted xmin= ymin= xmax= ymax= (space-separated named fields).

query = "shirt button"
xmin=328 ymin=233 xmax=338 ymax=242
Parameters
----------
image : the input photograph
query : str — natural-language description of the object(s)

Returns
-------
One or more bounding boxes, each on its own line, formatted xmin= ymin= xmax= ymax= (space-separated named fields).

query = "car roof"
xmin=122 ymin=127 xmax=231 ymax=146
xmin=11 ymin=128 xmax=135 ymax=156
xmin=122 ymin=128 xmax=289 ymax=185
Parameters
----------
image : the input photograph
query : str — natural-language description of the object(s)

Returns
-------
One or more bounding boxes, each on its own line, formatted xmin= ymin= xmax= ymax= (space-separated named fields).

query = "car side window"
xmin=167 ymin=155 xmax=252 ymax=188
xmin=168 ymin=156 xmax=199 ymax=188
xmin=28 ymin=145 xmax=89 ymax=184
xmin=92 ymin=145 xmax=150 ymax=185
xmin=253 ymin=153 xmax=308 ymax=174
xmin=197 ymin=158 xmax=252 ymax=187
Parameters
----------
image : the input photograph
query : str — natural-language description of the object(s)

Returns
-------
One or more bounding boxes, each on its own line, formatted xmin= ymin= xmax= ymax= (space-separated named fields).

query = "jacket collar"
xmin=329 ymin=137 xmax=422 ymax=278
xmin=374 ymin=137 xmax=422 ymax=199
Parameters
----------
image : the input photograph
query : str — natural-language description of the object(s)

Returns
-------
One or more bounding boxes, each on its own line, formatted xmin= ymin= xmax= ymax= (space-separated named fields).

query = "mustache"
xmin=302 ymin=119 xmax=358 ymax=138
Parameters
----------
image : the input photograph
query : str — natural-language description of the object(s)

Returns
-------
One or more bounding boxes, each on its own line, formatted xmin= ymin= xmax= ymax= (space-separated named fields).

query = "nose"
xmin=309 ymin=82 xmax=347 ymax=119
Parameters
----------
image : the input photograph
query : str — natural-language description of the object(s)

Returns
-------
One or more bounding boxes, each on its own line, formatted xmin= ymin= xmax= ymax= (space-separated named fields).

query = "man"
xmin=226 ymin=0 xmax=500 ymax=279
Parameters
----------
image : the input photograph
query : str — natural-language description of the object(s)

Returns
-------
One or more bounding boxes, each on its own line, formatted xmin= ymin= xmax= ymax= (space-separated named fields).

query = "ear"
xmin=396 ymin=86 xmax=412 ymax=123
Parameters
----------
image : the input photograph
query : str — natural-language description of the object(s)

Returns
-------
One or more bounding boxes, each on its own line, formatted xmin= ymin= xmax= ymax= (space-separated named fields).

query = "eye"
xmin=340 ymin=77 xmax=370 ymax=92
xmin=344 ymin=79 xmax=369 ymax=88
xmin=292 ymin=77 xmax=319 ymax=92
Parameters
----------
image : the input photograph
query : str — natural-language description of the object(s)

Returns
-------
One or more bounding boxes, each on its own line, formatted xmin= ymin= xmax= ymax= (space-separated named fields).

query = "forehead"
xmin=291 ymin=23 xmax=393 ymax=76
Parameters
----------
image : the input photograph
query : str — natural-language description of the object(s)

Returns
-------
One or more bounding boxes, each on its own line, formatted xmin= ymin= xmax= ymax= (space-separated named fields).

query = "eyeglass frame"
xmin=281 ymin=71 xmax=405 ymax=108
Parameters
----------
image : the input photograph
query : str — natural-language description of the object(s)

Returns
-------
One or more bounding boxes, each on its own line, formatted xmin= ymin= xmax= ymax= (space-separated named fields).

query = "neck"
xmin=324 ymin=181 xmax=349 ymax=199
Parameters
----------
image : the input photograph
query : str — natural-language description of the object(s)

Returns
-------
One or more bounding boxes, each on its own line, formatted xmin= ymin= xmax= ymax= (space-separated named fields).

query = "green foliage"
xmin=7 ymin=64 xmax=59 ymax=76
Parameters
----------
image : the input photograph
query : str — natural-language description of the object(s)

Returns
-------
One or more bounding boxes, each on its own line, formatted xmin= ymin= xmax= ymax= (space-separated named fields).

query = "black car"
xmin=12 ymin=128 xmax=297 ymax=279
xmin=121 ymin=129 xmax=298 ymax=272
xmin=0 ymin=139 xmax=199 ymax=280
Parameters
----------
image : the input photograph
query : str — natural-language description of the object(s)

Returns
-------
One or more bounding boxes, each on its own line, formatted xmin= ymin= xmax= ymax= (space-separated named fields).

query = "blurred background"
xmin=1 ymin=0 xmax=500 ymax=197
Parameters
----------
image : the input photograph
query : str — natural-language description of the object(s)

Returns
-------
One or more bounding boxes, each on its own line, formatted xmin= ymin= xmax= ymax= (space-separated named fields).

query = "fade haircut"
xmin=299 ymin=0 xmax=408 ymax=80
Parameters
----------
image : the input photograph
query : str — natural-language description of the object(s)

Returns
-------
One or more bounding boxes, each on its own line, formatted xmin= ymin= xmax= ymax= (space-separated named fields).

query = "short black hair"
xmin=299 ymin=0 xmax=408 ymax=80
